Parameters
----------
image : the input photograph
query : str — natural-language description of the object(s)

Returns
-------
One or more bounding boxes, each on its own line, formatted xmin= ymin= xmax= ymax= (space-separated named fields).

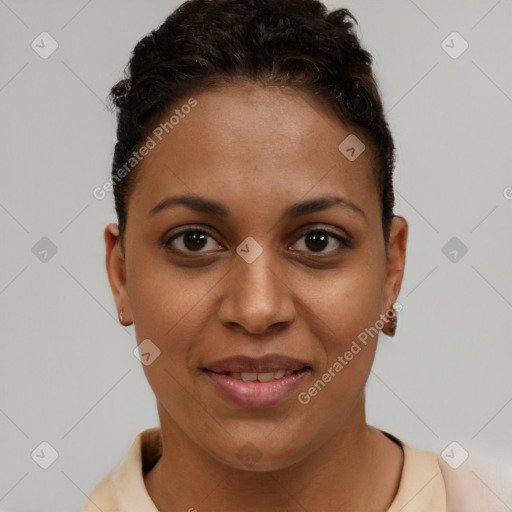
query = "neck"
xmin=144 ymin=398 xmax=403 ymax=512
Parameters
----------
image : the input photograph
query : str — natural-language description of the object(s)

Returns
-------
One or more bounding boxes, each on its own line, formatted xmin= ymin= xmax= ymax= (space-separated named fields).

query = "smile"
xmin=203 ymin=367 xmax=311 ymax=408
xmin=223 ymin=370 xmax=294 ymax=381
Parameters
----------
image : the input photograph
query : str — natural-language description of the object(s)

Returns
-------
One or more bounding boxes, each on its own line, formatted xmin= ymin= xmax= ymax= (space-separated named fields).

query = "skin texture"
xmin=105 ymin=82 xmax=408 ymax=511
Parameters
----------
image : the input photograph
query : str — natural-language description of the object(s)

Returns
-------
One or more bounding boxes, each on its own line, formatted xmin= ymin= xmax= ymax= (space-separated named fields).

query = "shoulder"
xmin=81 ymin=427 xmax=162 ymax=512
xmin=385 ymin=431 xmax=512 ymax=512
xmin=383 ymin=431 xmax=446 ymax=512
xmin=81 ymin=471 xmax=118 ymax=512
xmin=439 ymin=451 xmax=512 ymax=512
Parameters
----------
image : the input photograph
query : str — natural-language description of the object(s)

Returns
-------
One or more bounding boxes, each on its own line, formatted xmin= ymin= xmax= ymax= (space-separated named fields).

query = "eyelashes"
xmin=290 ymin=229 xmax=353 ymax=253
xmin=164 ymin=227 xmax=222 ymax=254
xmin=162 ymin=225 xmax=353 ymax=256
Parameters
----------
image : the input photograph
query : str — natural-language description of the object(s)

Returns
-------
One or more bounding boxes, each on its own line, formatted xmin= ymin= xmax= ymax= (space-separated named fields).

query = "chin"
xmin=209 ymin=439 xmax=311 ymax=473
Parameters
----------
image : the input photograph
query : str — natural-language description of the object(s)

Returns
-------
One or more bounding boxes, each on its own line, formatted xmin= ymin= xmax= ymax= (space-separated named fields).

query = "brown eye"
xmin=164 ymin=229 xmax=223 ymax=254
xmin=291 ymin=229 xmax=352 ymax=254
xmin=304 ymin=231 xmax=330 ymax=252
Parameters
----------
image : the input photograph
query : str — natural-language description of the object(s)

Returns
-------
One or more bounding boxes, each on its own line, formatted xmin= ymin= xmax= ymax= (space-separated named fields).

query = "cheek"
xmin=126 ymin=249 xmax=217 ymax=338
xmin=126 ymin=259 xmax=217 ymax=400
xmin=127 ymin=266 xmax=209 ymax=409
xmin=297 ymin=288 xmax=380 ymax=426
xmin=303 ymin=255 xmax=386 ymax=347
xmin=296 ymin=255 xmax=385 ymax=397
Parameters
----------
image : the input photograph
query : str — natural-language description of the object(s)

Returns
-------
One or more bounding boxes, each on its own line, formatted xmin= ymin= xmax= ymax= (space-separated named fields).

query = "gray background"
xmin=0 ymin=0 xmax=511 ymax=510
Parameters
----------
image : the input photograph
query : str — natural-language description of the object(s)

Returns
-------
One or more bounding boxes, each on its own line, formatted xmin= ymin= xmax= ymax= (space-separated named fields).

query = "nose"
xmin=217 ymin=247 xmax=296 ymax=335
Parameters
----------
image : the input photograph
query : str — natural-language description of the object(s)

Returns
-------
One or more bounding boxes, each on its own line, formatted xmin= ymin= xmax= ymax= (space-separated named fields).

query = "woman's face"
xmin=106 ymin=82 xmax=407 ymax=471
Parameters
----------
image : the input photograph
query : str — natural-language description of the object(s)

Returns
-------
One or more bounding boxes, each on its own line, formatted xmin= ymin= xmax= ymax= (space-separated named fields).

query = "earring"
xmin=119 ymin=309 xmax=131 ymax=326
xmin=382 ymin=305 xmax=398 ymax=337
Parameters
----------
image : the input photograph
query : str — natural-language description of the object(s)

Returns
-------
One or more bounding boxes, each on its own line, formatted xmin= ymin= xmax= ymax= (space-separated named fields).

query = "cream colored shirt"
xmin=81 ymin=427 xmax=509 ymax=512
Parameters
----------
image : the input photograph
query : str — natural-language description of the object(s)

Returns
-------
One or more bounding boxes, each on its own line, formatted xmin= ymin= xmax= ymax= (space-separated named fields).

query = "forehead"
xmin=129 ymin=82 xmax=380 ymax=224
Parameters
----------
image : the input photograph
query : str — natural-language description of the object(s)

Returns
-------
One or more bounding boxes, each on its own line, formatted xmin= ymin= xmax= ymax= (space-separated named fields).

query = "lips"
xmin=204 ymin=354 xmax=311 ymax=374
xmin=203 ymin=354 xmax=312 ymax=408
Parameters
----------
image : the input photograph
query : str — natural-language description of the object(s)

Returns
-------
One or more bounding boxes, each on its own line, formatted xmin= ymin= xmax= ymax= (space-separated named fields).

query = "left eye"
xmin=290 ymin=229 xmax=349 ymax=253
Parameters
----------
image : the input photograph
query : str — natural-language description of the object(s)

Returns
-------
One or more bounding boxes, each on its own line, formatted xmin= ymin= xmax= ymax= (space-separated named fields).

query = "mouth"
xmin=214 ymin=369 xmax=298 ymax=382
xmin=202 ymin=354 xmax=312 ymax=408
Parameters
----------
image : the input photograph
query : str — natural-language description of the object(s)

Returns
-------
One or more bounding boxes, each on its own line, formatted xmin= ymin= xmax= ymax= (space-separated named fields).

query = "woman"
xmin=84 ymin=0 xmax=456 ymax=510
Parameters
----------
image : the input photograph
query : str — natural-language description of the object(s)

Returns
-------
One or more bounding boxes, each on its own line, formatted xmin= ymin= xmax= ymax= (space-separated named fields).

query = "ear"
xmin=382 ymin=216 xmax=408 ymax=313
xmin=104 ymin=223 xmax=132 ymax=324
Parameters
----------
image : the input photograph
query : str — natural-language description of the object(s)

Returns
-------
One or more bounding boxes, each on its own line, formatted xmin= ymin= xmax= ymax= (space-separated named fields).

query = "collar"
xmin=110 ymin=427 xmax=446 ymax=511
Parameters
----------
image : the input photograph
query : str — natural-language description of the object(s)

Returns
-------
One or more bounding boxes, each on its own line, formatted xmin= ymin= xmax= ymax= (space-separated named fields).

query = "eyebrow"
xmin=148 ymin=194 xmax=367 ymax=221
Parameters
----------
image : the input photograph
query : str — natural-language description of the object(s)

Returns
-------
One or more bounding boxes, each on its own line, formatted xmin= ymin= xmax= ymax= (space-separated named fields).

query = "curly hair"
xmin=108 ymin=0 xmax=395 ymax=253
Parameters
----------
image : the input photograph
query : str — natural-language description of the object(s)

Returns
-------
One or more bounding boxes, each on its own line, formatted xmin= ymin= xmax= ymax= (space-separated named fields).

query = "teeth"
xmin=228 ymin=370 xmax=296 ymax=382
xmin=240 ymin=372 xmax=258 ymax=382
xmin=257 ymin=372 xmax=275 ymax=382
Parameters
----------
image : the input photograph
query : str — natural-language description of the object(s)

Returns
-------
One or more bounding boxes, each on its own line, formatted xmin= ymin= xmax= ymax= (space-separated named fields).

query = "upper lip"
xmin=204 ymin=354 xmax=311 ymax=374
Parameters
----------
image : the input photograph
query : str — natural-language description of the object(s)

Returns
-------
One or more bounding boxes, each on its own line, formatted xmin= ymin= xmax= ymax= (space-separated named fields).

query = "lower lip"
xmin=204 ymin=368 xmax=311 ymax=408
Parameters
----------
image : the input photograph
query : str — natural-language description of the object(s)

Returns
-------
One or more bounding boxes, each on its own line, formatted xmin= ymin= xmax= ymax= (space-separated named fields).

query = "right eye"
xmin=163 ymin=227 xmax=224 ymax=254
